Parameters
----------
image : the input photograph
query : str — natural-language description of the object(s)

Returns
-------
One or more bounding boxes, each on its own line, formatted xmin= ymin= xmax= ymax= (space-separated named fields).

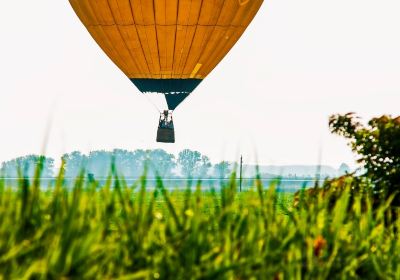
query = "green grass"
xmin=0 ymin=167 xmax=399 ymax=279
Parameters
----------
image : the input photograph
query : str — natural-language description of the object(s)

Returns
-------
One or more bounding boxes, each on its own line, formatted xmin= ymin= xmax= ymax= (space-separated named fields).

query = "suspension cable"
xmin=142 ymin=93 xmax=162 ymax=114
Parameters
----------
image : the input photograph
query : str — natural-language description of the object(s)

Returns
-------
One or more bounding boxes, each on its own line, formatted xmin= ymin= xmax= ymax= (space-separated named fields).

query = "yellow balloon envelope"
xmin=69 ymin=0 xmax=263 ymax=110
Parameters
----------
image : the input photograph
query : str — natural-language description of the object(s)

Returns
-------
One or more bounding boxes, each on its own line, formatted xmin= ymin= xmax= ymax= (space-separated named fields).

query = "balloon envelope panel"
xmin=69 ymin=0 xmax=263 ymax=108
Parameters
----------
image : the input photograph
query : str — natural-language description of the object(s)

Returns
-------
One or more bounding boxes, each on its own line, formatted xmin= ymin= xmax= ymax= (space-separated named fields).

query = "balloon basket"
xmin=157 ymin=127 xmax=175 ymax=143
xmin=156 ymin=110 xmax=175 ymax=143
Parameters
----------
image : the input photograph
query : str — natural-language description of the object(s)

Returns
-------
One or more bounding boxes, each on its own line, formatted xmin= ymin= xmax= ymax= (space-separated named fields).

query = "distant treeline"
xmin=0 ymin=149 xmax=234 ymax=179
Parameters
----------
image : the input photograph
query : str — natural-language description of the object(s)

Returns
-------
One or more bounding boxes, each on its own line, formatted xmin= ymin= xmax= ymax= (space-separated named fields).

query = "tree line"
xmin=0 ymin=149 xmax=233 ymax=179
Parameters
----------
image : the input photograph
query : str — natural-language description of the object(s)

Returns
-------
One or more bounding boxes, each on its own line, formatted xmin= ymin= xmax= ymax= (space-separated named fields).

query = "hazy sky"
xmin=1 ymin=0 xmax=399 ymax=167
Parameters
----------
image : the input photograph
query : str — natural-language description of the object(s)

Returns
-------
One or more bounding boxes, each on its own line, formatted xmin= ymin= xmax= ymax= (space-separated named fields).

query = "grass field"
xmin=0 ymin=167 xmax=399 ymax=279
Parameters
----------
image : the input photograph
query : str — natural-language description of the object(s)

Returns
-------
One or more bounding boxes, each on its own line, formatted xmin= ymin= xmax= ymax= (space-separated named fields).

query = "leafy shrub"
xmin=329 ymin=113 xmax=400 ymax=206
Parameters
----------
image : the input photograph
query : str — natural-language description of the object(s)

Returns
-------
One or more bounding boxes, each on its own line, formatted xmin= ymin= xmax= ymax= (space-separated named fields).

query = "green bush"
xmin=329 ymin=113 xmax=400 ymax=205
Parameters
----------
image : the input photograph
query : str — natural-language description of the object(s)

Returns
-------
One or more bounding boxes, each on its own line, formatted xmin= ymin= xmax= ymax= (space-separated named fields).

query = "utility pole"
xmin=239 ymin=155 xmax=243 ymax=192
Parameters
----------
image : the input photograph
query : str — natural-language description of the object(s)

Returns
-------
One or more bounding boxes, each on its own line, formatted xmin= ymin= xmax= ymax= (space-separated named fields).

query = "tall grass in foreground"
xmin=0 ymin=166 xmax=399 ymax=279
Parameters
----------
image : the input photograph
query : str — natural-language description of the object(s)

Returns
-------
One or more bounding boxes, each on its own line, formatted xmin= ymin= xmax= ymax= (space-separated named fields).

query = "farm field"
xmin=1 ymin=0 xmax=400 ymax=278
xmin=0 ymin=170 xmax=399 ymax=279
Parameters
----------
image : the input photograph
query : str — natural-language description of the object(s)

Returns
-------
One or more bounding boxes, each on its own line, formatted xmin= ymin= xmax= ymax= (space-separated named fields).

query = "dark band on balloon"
xmin=130 ymin=79 xmax=202 ymax=95
xmin=130 ymin=78 xmax=202 ymax=110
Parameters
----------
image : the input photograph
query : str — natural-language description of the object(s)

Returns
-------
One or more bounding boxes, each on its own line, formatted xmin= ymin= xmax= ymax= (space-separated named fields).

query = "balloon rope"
xmin=142 ymin=93 xmax=162 ymax=113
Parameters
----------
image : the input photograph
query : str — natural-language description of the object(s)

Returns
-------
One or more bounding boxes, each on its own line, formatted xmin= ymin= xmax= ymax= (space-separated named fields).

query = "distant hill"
xmin=241 ymin=165 xmax=346 ymax=178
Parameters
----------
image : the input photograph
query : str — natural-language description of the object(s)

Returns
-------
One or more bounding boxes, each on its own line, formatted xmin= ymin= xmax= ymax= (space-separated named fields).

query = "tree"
xmin=329 ymin=113 xmax=400 ymax=205
xmin=113 ymin=149 xmax=149 ymax=177
xmin=196 ymin=155 xmax=212 ymax=178
xmin=113 ymin=149 xmax=135 ymax=176
xmin=62 ymin=151 xmax=87 ymax=178
xmin=87 ymin=151 xmax=112 ymax=177
xmin=61 ymin=149 xmax=177 ymax=179
xmin=1 ymin=155 xmax=54 ymax=178
xmin=148 ymin=149 xmax=176 ymax=177
xmin=130 ymin=149 xmax=148 ymax=177
xmin=178 ymin=149 xmax=202 ymax=177
xmin=213 ymin=161 xmax=231 ymax=178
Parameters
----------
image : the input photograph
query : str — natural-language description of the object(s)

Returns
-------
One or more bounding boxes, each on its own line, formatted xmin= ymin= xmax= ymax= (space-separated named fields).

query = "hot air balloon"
xmin=69 ymin=0 xmax=263 ymax=143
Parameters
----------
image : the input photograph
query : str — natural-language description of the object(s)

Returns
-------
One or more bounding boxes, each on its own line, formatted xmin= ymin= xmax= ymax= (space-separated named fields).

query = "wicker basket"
xmin=157 ymin=127 xmax=175 ymax=143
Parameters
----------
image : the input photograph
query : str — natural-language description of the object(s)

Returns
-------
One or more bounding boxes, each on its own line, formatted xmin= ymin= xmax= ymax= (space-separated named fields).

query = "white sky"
xmin=1 ymin=0 xmax=399 ymax=168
